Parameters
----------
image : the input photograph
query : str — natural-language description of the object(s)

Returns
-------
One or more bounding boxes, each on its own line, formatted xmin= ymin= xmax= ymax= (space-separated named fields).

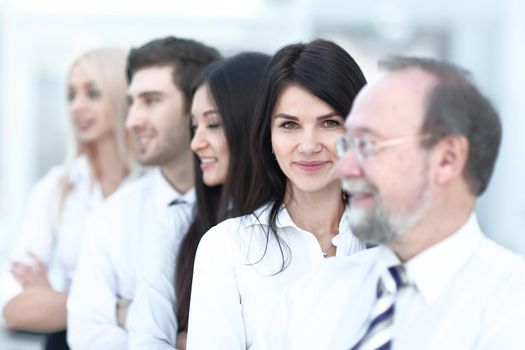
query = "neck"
xmin=389 ymin=193 xmax=475 ymax=262
xmin=284 ymin=181 xmax=344 ymax=239
xmin=160 ymin=149 xmax=194 ymax=194
xmin=85 ymin=136 xmax=129 ymax=198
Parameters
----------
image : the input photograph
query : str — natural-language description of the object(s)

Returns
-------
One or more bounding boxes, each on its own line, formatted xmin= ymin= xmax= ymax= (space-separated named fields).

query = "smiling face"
xmin=336 ymin=69 xmax=438 ymax=244
xmin=126 ymin=65 xmax=191 ymax=166
xmin=68 ymin=63 xmax=114 ymax=144
xmin=190 ymin=84 xmax=229 ymax=187
xmin=271 ymin=84 xmax=346 ymax=196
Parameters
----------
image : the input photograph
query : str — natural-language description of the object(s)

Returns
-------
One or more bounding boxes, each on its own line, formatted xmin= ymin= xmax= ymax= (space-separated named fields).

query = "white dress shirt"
xmin=0 ymin=156 xmax=136 ymax=320
xmin=186 ymin=203 xmax=365 ymax=350
xmin=67 ymin=168 xmax=195 ymax=350
xmin=127 ymin=199 xmax=195 ymax=350
xmin=263 ymin=214 xmax=525 ymax=350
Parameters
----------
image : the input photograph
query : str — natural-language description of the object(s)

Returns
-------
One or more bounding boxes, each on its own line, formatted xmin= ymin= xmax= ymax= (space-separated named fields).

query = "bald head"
xmin=348 ymin=68 xmax=438 ymax=139
xmin=348 ymin=57 xmax=501 ymax=196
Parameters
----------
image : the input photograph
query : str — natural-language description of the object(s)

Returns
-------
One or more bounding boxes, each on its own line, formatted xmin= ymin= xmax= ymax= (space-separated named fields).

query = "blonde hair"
xmin=59 ymin=47 xmax=134 ymax=215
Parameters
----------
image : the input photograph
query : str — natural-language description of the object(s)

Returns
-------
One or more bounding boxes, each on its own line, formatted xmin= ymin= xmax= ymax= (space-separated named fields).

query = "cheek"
xmin=271 ymin=131 xmax=296 ymax=162
xmin=97 ymin=102 xmax=115 ymax=125
xmin=324 ymin=132 xmax=345 ymax=157
xmin=215 ymin=134 xmax=230 ymax=164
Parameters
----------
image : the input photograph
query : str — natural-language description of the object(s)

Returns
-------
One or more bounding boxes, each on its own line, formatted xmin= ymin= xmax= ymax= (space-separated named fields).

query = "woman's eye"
xmin=323 ymin=119 xmax=340 ymax=127
xmin=67 ymin=91 xmax=75 ymax=102
xmin=280 ymin=121 xmax=298 ymax=129
xmin=207 ymin=122 xmax=222 ymax=129
xmin=145 ymin=96 xmax=160 ymax=106
xmin=87 ymin=89 xmax=102 ymax=100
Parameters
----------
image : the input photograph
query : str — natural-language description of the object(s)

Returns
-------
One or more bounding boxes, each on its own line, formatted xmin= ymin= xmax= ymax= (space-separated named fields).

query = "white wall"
xmin=1 ymin=0 xmax=524 ymax=256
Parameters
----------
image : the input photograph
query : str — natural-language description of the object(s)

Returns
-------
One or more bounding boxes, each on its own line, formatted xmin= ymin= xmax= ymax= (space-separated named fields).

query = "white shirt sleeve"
xmin=67 ymin=211 xmax=127 ymax=350
xmin=186 ymin=225 xmax=246 ymax=350
xmin=0 ymin=168 xmax=61 ymax=315
xmin=128 ymin=220 xmax=181 ymax=349
xmin=251 ymin=288 xmax=292 ymax=350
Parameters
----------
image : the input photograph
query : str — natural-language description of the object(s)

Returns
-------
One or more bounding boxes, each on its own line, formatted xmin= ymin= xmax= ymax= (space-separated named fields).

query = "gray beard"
xmin=343 ymin=167 xmax=431 ymax=245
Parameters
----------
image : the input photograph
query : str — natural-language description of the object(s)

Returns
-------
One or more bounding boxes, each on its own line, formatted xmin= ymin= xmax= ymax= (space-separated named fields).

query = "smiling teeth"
xmin=201 ymin=158 xmax=216 ymax=163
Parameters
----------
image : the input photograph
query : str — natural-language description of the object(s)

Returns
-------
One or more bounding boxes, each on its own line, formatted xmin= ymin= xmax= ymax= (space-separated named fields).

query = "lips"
xmin=199 ymin=157 xmax=218 ymax=170
xmin=75 ymin=119 xmax=94 ymax=132
xmin=294 ymin=161 xmax=330 ymax=172
xmin=133 ymin=131 xmax=155 ymax=150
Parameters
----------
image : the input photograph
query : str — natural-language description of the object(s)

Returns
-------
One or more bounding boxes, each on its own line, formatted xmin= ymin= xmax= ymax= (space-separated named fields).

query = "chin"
xmin=78 ymin=129 xmax=112 ymax=144
xmin=291 ymin=176 xmax=339 ymax=194
xmin=202 ymin=174 xmax=219 ymax=187
xmin=136 ymin=152 xmax=159 ymax=166
xmin=77 ymin=134 xmax=100 ymax=144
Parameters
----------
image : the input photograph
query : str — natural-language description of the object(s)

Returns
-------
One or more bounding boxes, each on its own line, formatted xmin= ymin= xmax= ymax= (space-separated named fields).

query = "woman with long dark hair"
xmin=187 ymin=39 xmax=368 ymax=350
xmin=128 ymin=52 xmax=271 ymax=350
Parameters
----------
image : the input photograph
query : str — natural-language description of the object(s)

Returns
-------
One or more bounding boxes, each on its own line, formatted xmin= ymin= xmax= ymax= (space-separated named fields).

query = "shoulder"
xmin=475 ymin=237 xmax=525 ymax=280
xmin=32 ymin=163 xmax=68 ymax=191
xmin=200 ymin=204 xmax=276 ymax=246
xmin=197 ymin=217 xmax=244 ymax=252
xmin=97 ymin=171 xmax=156 ymax=214
xmin=469 ymin=237 xmax=525 ymax=309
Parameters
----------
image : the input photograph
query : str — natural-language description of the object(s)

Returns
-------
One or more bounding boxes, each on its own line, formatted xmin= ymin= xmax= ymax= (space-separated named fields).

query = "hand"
xmin=176 ymin=331 xmax=187 ymax=350
xmin=116 ymin=298 xmax=132 ymax=329
xmin=10 ymin=252 xmax=51 ymax=289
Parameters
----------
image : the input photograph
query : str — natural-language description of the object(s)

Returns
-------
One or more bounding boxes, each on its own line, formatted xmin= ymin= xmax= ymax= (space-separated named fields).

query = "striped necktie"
xmin=168 ymin=198 xmax=186 ymax=206
xmin=350 ymin=264 xmax=411 ymax=350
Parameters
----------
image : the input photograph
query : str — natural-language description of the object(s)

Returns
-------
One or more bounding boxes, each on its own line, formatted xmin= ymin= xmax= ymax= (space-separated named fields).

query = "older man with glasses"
xmin=255 ymin=57 xmax=525 ymax=350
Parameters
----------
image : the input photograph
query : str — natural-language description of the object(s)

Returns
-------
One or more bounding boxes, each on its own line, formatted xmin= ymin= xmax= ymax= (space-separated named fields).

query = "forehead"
xmin=273 ymin=84 xmax=335 ymax=118
xmin=346 ymin=68 xmax=437 ymax=137
xmin=128 ymin=65 xmax=177 ymax=96
xmin=69 ymin=62 xmax=99 ymax=86
xmin=191 ymin=84 xmax=216 ymax=115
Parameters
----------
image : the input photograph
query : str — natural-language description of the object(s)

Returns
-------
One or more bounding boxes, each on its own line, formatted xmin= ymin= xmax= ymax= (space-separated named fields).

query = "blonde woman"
xmin=0 ymin=48 xmax=138 ymax=349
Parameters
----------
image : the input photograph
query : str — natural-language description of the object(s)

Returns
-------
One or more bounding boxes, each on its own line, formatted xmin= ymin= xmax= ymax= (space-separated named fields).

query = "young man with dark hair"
xmin=67 ymin=37 xmax=220 ymax=350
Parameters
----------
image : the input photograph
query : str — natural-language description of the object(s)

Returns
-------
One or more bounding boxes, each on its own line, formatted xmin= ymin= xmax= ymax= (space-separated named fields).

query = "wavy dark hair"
xmin=241 ymin=39 xmax=367 ymax=271
xmin=174 ymin=52 xmax=271 ymax=332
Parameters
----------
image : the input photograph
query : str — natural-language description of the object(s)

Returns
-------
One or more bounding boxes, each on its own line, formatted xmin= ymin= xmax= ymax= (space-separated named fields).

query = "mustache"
xmin=341 ymin=179 xmax=378 ymax=194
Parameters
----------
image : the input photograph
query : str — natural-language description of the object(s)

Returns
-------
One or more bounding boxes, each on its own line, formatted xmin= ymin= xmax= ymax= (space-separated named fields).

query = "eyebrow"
xmin=273 ymin=113 xmax=298 ymax=121
xmin=68 ymin=81 xmax=99 ymax=90
xmin=127 ymin=90 xmax=163 ymax=102
xmin=137 ymin=91 xmax=163 ymax=98
xmin=317 ymin=112 xmax=341 ymax=120
xmin=189 ymin=109 xmax=220 ymax=120
xmin=272 ymin=111 xmax=340 ymax=120
xmin=348 ymin=126 xmax=385 ymax=139
xmin=203 ymin=109 xmax=220 ymax=117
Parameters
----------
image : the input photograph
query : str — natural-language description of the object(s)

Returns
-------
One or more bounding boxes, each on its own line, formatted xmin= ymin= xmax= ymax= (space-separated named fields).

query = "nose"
xmin=69 ymin=94 xmax=87 ymax=114
xmin=126 ymin=103 xmax=146 ymax=132
xmin=298 ymin=128 xmax=322 ymax=155
xmin=190 ymin=126 xmax=207 ymax=153
xmin=336 ymin=149 xmax=363 ymax=180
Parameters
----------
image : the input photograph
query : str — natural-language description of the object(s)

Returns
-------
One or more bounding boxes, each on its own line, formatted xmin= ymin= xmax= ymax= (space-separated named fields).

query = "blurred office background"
xmin=0 ymin=0 xmax=524 ymax=347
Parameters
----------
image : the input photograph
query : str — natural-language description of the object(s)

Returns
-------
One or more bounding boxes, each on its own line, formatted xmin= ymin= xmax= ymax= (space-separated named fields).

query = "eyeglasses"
xmin=336 ymin=133 xmax=432 ymax=161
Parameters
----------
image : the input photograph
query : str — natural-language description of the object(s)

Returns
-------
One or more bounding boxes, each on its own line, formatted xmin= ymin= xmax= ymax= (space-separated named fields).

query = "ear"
xmin=432 ymin=135 xmax=469 ymax=187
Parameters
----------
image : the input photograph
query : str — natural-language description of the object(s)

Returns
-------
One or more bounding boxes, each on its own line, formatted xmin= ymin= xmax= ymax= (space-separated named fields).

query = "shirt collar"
xmin=243 ymin=203 xmax=296 ymax=229
xmin=403 ymin=213 xmax=483 ymax=304
xmin=153 ymin=168 xmax=195 ymax=209
xmin=332 ymin=206 xmax=352 ymax=247
xmin=243 ymin=203 xmax=355 ymax=235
